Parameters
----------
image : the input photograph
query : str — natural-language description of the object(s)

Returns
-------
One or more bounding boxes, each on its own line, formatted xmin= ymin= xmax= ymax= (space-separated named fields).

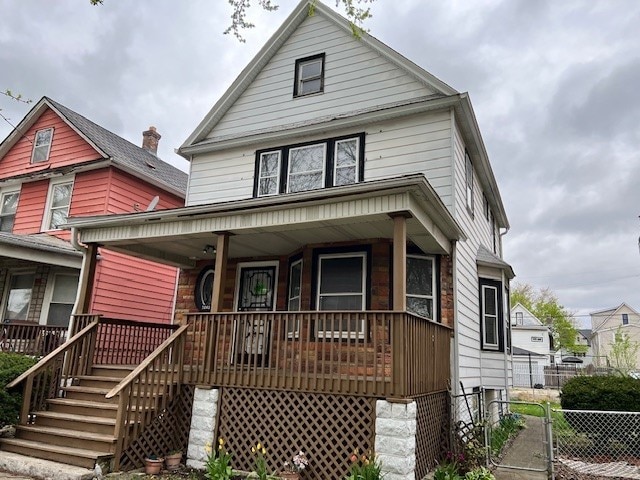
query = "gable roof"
xmin=0 ymin=97 xmax=187 ymax=198
xmin=590 ymin=303 xmax=639 ymax=332
xmin=511 ymin=302 xmax=546 ymax=328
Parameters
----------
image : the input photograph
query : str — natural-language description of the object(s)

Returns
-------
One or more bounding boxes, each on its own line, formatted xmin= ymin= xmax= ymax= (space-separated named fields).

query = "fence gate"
xmin=486 ymin=400 xmax=553 ymax=479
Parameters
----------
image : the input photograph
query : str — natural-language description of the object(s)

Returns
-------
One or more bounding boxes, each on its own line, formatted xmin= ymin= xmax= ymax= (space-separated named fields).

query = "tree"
xmin=510 ymin=283 xmax=587 ymax=355
xmin=609 ymin=326 xmax=640 ymax=376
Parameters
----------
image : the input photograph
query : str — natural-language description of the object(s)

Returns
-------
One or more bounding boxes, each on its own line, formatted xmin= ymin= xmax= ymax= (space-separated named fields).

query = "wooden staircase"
xmin=0 ymin=365 xmax=133 ymax=469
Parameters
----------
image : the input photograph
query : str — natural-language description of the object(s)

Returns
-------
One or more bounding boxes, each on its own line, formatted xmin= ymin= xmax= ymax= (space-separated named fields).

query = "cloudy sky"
xmin=1 ymin=0 xmax=639 ymax=326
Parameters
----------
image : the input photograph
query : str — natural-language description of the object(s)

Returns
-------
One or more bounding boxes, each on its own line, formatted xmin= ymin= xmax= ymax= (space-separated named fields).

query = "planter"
xmin=279 ymin=472 xmax=301 ymax=480
xmin=144 ymin=457 xmax=164 ymax=475
xmin=165 ymin=451 xmax=183 ymax=471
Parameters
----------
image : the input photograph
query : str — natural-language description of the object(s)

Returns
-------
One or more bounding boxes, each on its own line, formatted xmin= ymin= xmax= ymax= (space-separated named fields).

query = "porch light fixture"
xmin=203 ymin=244 xmax=216 ymax=255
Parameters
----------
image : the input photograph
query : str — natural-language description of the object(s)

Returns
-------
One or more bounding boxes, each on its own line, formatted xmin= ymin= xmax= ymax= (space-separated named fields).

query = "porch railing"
xmin=183 ymin=311 xmax=452 ymax=398
xmin=0 ymin=322 xmax=69 ymax=356
xmin=105 ymin=324 xmax=188 ymax=470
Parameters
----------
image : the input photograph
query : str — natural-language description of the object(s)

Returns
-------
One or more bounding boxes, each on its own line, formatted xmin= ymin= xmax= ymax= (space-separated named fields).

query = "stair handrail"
xmin=6 ymin=321 xmax=99 ymax=389
xmin=106 ymin=324 xmax=188 ymax=470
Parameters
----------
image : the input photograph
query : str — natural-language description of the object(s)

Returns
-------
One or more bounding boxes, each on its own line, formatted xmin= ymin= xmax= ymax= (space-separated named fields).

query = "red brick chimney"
xmin=142 ymin=126 xmax=161 ymax=155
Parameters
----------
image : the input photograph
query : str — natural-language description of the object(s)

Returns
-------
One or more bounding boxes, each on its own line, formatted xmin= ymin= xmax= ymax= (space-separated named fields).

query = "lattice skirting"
xmin=415 ymin=391 xmax=451 ymax=479
xmin=119 ymin=385 xmax=195 ymax=470
xmin=217 ymin=387 xmax=376 ymax=480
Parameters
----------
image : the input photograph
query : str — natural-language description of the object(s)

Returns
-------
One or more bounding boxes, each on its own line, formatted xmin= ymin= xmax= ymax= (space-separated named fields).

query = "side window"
xmin=334 ymin=138 xmax=359 ymax=186
xmin=294 ymin=54 xmax=325 ymax=97
xmin=45 ymin=274 xmax=79 ymax=327
xmin=3 ymin=272 xmax=35 ymax=322
xmin=287 ymin=259 xmax=303 ymax=337
xmin=465 ymin=151 xmax=474 ymax=214
xmin=257 ymin=151 xmax=281 ymax=197
xmin=43 ymin=178 xmax=74 ymax=230
xmin=406 ymin=255 xmax=437 ymax=321
xmin=0 ymin=190 xmax=19 ymax=232
xmin=31 ymin=128 xmax=54 ymax=163
xmin=479 ymin=278 xmax=504 ymax=351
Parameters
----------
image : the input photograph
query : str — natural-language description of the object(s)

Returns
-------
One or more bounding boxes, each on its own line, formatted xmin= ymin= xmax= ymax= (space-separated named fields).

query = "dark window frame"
xmin=293 ymin=53 xmax=325 ymax=97
xmin=479 ymin=278 xmax=504 ymax=352
xmin=465 ymin=150 xmax=474 ymax=215
xmin=253 ymin=133 xmax=365 ymax=197
xmin=623 ymin=313 xmax=629 ymax=325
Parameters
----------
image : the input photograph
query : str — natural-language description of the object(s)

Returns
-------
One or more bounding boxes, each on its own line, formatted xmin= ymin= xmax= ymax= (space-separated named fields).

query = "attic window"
xmin=31 ymin=127 xmax=54 ymax=163
xmin=294 ymin=54 xmax=325 ymax=97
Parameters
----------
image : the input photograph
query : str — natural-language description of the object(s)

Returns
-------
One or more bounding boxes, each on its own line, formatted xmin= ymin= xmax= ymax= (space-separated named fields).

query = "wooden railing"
xmin=183 ymin=311 xmax=452 ymax=398
xmin=106 ymin=325 xmax=188 ymax=470
xmin=0 ymin=322 xmax=69 ymax=356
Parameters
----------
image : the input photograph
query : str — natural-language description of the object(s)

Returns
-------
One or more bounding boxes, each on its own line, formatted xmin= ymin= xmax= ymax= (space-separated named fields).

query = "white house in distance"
xmin=62 ymin=1 xmax=514 ymax=477
xmin=591 ymin=303 xmax=640 ymax=369
xmin=510 ymin=303 xmax=553 ymax=386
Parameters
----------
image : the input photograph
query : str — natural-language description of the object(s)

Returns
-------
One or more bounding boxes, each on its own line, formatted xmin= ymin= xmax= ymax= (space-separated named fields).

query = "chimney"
xmin=142 ymin=126 xmax=161 ymax=155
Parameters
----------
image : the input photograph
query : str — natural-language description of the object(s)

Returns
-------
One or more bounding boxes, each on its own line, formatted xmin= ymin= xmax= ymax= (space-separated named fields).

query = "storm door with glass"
xmin=234 ymin=264 xmax=277 ymax=364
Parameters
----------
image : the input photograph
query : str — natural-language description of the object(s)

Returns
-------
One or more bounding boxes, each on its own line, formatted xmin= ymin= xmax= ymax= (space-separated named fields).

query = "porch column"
xmin=392 ymin=214 xmax=409 ymax=310
xmin=211 ymin=232 xmax=229 ymax=312
xmin=75 ymin=243 xmax=98 ymax=314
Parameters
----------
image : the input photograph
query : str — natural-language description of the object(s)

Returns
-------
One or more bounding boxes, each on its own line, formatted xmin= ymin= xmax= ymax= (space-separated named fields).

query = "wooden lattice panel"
xmin=217 ymin=388 xmax=376 ymax=480
xmin=415 ymin=391 xmax=450 ymax=479
xmin=120 ymin=385 xmax=195 ymax=470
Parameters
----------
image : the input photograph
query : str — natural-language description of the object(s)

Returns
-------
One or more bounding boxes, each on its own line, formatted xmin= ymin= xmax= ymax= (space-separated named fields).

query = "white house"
xmin=510 ymin=303 xmax=553 ymax=386
xmin=62 ymin=1 xmax=514 ymax=478
xmin=591 ymin=303 xmax=640 ymax=369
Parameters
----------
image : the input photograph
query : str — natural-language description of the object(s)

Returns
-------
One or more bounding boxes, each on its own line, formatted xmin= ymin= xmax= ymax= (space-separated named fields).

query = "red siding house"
xmin=0 ymin=97 xmax=187 ymax=350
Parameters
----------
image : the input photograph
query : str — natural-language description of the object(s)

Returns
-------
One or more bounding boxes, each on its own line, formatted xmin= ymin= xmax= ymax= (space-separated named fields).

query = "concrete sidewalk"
xmin=493 ymin=414 xmax=549 ymax=480
xmin=0 ymin=451 xmax=94 ymax=480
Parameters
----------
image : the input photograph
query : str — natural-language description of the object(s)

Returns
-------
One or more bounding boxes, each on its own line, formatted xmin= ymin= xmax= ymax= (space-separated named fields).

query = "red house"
xmin=0 ymin=97 xmax=187 ymax=353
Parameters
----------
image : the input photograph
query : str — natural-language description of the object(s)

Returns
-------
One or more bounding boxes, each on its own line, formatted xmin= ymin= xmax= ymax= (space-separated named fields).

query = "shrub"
xmin=0 ymin=352 xmax=37 ymax=427
xmin=560 ymin=375 xmax=640 ymax=411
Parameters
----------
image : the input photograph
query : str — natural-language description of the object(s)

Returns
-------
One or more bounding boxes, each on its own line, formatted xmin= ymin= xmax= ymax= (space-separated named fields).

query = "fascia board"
xmin=0 ymin=243 xmax=82 ymax=269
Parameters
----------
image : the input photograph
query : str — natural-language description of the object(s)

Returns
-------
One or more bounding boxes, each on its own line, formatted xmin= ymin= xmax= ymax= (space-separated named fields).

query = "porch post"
xmin=392 ymin=214 xmax=409 ymax=310
xmin=211 ymin=233 xmax=229 ymax=312
xmin=75 ymin=243 xmax=98 ymax=314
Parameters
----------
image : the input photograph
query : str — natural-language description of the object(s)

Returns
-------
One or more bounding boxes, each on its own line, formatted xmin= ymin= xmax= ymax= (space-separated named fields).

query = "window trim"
xmin=515 ymin=311 xmax=523 ymax=325
xmin=286 ymin=143 xmax=327 ymax=194
xmin=0 ymin=187 xmax=20 ymax=233
xmin=406 ymin=254 xmax=437 ymax=321
xmin=286 ymin=258 xmax=303 ymax=338
xmin=622 ymin=313 xmax=629 ymax=325
xmin=1 ymin=270 xmax=36 ymax=322
xmin=256 ymin=151 xmax=282 ymax=197
xmin=293 ymin=53 xmax=325 ymax=97
xmin=479 ymin=278 xmax=504 ymax=352
xmin=465 ymin=150 xmax=474 ymax=215
xmin=31 ymin=127 xmax=54 ymax=163
xmin=333 ymin=137 xmax=360 ymax=187
xmin=39 ymin=271 xmax=79 ymax=327
xmin=253 ymin=133 xmax=365 ymax=197
xmin=42 ymin=176 xmax=74 ymax=231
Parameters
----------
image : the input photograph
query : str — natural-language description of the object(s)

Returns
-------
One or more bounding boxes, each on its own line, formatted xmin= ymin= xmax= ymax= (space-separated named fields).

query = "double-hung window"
xmin=287 ymin=259 xmax=303 ymax=336
xmin=44 ymin=177 xmax=74 ymax=230
xmin=31 ymin=128 xmax=54 ymax=163
xmin=480 ymin=278 xmax=503 ymax=351
xmin=44 ymin=273 xmax=79 ymax=327
xmin=406 ymin=255 xmax=437 ymax=320
xmin=0 ymin=189 xmax=19 ymax=232
xmin=3 ymin=272 xmax=35 ymax=321
xmin=465 ymin=151 xmax=474 ymax=214
xmin=316 ymin=252 xmax=366 ymax=338
xmin=294 ymin=54 xmax=325 ymax=97
xmin=254 ymin=133 xmax=364 ymax=197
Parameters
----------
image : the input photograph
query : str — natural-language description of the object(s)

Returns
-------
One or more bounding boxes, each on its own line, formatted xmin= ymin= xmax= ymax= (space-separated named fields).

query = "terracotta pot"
xmin=279 ymin=472 xmax=300 ymax=480
xmin=144 ymin=457 xmax=164 ymax=475
xmin=165 ymin=452 xmax=182 ymax=471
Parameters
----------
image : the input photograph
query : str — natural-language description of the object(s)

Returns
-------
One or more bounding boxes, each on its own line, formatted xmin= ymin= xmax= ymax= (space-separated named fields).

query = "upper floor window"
xmin=622 ymin=313 xmax=629 ymax=325
xmin=31 ymin=128 xmax=54 ymax=163
xmin=406 ymin=255 xmax=437 ymax=321
xmin=465 ymin=151 xmax=474 ymax=214
xmin=515 ymin=311 xmax=523 ymax=325
xmin=479 ymin=278 xmax=504 ymax=351
xmin=294 ymin=53 xmax=325 ymax=97
xmin=254 ymin=134 xmax=364 ymax=197
xmin=43 ymin=178 xmax=74 ymax=230
xmin=482 ymin=193 xmax=489 ymax=220
xmin=0 ymin=189 xmax=19 ymax=232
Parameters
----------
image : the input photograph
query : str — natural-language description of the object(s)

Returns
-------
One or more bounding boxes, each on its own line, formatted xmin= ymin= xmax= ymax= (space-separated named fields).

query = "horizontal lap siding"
xmin=0 ymin=108 xmax=102 ymax=178
xmin=70 ymin=169 xmax=110 ymax=217
xmin=91 ymin=250 xmax=177 ymax=324
xmin=106 ymin=169 xmax=184 ymax=213
xmin=208 ymin=14 xmax=435 ymax=139
xmin=12 ymin=180 xmax=49 ymax=234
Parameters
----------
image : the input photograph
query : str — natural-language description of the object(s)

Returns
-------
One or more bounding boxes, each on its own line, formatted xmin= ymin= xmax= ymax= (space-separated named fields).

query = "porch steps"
xmin=0 ymin=365 xmax=140 ymax=470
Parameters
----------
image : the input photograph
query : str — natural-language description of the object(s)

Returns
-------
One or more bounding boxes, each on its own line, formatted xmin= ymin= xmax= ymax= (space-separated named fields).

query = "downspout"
xmin=451 ymin=240 xmax=460 ymax=395
xmin=499 ymin=227 xmax=511 ymax=400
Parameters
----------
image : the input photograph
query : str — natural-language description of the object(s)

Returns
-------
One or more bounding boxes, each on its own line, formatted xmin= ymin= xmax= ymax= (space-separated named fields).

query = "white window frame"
xmin=0 ymin=187 xmax=20 ymax=233
xmin=287 ymin=259 xmax=303 ymax=338
xmin=286 ymin=143 xmax=327 ymax=194
xmin=39 ymin=271 xmax=79 ymax=327
xmin=333 ymin=137 xmax=359 ymax=187
xmin=296 ymin=56 xmax=324 ymax=96
xmin=481 ymin=283 xmax=500 ymax=350
xmin=31 ymin=127 xmax=54 ymax=163
xmin=406 ymin=254 xmax=437 ymax=320
xmin=316 ymin=252 xmax=366 ymax=339
xmin=465 ymin=151 xmax=474 ymax=213
xmin=257 ymin=151 xmax=281 ymax=197
xmin=42 ymin=175 xmax=74 ymax=231
xmin=515 ymin=311 xmax=523 ymax=325
xmin=1 ymin=270 xmax=36 ymax=322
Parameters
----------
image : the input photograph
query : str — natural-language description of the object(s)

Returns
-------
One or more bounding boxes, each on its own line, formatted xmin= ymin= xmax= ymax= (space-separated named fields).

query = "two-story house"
xmin=591 ymin=303 xmax=640 ymax=369
xmin=4 ymin=3 xmax=514 ymax=479
xmin=510 ymin=303 xmax=553 ymax=386
xmin=0 ymin=97 xmax=187 ymax=354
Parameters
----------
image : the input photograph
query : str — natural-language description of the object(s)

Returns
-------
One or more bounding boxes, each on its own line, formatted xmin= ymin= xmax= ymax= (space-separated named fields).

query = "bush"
xmin=560 ymin=375 xmax=640 ymax=411
xmin=0 ymin=352 xmax=37 ymax=427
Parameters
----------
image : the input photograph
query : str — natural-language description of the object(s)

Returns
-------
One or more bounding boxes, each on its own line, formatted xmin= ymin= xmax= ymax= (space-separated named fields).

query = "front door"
xmin=234 ymin=263 xmax=277 ymax=365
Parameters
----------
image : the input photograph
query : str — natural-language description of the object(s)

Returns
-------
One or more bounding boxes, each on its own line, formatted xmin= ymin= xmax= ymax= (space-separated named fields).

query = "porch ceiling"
xmin=67 ymin=175 xmax=465 ymax=268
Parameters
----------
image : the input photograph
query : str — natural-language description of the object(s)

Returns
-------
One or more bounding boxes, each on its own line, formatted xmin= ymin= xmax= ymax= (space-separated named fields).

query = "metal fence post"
xmin=545 ymin=402 xmax=554 ymax=479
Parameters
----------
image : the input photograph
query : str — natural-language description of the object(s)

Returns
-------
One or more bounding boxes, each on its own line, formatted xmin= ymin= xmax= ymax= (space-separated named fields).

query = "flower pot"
xmin=165 ymin=452 xmax=183 ymax=471
xmin=279 ymin=472 xmax=300 ymax=480
xmin=144 ymin=457 xmax=164 ymax=475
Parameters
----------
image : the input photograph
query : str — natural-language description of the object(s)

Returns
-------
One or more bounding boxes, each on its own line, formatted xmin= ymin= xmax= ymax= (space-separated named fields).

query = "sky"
xmin=1 ymin=0 xmax=639 ymax=327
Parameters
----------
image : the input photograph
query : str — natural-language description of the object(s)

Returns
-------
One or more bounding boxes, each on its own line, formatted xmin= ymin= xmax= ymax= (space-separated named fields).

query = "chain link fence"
xmin=553 ymin=408 xmax=640 ymax=462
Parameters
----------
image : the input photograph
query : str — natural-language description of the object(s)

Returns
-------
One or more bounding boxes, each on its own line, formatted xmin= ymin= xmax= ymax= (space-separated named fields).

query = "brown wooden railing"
xmin=106 ymin=325 xmax=188 ymax=470
xmin=0 ymin=322 xmax=69 ymax=356
xmin=183 ymin=311 xmax=452 ymax=398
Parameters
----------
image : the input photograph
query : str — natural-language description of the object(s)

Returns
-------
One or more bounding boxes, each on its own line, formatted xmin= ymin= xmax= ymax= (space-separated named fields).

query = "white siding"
xmin=208 ymin=14 xmax=436 ymax=139
xmin=188 ymin=112 xmax=454 ymax=207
